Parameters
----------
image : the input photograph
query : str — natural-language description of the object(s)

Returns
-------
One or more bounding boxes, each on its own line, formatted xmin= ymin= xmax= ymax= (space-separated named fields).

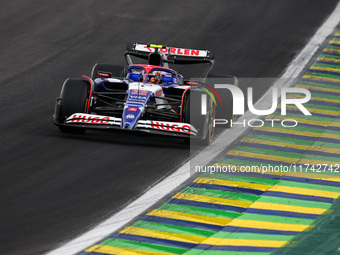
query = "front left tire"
xmin=54 ymin=78 xmax=90 ymax=134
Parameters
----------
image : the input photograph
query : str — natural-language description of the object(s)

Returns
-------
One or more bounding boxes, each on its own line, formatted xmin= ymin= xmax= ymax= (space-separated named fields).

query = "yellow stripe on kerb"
xmin=194 ymin=177 xmax=271 ymax=191
xmin=86 ymin=245 xmax=173 ymax=255
xmin=287 ymin=94 xmax=340 ymax=105
xmin=297 ymin=158 xmax=340 ymax=166
xmin=302 ymin=75 xmax=340 ymax=83
xmin=250 ymin=202 xmax=327 ymax=215
xmin=173 ymin=192 xmax=252 ymax=207
xmin=252 ymin=126 xmax=340 ymax=141
xmin=317 ymin=57 xmax=340 ymax=63
xmin=296 ymin=84 xmax=340 ymax=94
xmin=278 ymin=105 xmax=339 ymax=116
xmin=329 ymin=40 xmax=340 ymax=45
xmin=227 ymin=150 xmax=299 ymax=164
xmin=323 ymin=48 xmax=340 ymax=54
xmin=228 ymin=146 xmax=340 ymax=165
xmin=253 ymin=126 xmax=321 ymax=136
xmin=266 ymin=115 xmax=340 ymax=128
xmin=228 ymin=219 xmax=309 ymax=232
xmin=309 ymin=66 xmax=340 ymax=73
xmin=120 ymin=226 xmax=204 ymax=244
xmin=242 ymin=137 xmax=309 ymax=150
xmin=271 ymin=185 xmax=340 ymax=199
xmin=201 ymin=238 xmax=287 ymax=248
xmin=147 ymin=209 xmax=232 ymax=226
xmin=309 ymin=145 xmax=340 ymax=155
xmin=241 ymin=137 xmax=340 ymax=154
xmin=319 ymin=133 xmax=340 ymax=140
xmin=330 ymin=121 xmax=340 ymax=128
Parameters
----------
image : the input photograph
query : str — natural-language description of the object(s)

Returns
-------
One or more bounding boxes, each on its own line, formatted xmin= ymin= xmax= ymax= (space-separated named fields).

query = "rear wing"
xmin=125 ymin=43 xmax=214 ymax=65
xmin=125 ymin=43 xmax=214 ymax=78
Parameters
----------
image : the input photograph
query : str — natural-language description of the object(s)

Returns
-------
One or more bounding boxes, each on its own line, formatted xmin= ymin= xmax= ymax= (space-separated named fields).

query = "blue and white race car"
xmin=53 ymin=43 xmax=237 ymax=144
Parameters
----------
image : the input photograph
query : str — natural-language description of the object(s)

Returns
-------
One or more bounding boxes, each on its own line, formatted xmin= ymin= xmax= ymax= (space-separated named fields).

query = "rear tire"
xmin=207 ymin=74 xmax=236 ymax=128
xmin=91 ymin=63 xmax=125 ymax=80
xmin=56 ymin=78 xmax=90 ymax=134
xmin=215 ymin=88 xmax=233 ymax=128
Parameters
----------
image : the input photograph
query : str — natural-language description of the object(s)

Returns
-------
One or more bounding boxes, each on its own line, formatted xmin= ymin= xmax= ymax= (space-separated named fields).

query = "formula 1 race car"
xmin=53 ymin=43 xmax=238 ymax=144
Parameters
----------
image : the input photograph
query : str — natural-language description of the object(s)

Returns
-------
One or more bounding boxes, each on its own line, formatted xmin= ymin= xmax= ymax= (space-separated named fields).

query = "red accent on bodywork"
xmin=82 ymin=75 xmax=93 ymax=114
xmin=185 ymin=81 xmax=199 ymax=86
xmin=144 ymin=46 xmax=152 ymax=52
xmin=97 ymin=72 xmax=110 ymax=77
xmin=183 ymin=82 xmax=222 ymax=106
xmin=203 ymin=83 xmax=223 ymax=106
xmin=150 ymin=121 xmax=191 ymax=134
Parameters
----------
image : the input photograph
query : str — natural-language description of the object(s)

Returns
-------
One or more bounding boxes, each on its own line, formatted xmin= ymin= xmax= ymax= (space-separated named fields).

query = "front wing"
xmin=55 ymin=113 xmax=198 ymax=138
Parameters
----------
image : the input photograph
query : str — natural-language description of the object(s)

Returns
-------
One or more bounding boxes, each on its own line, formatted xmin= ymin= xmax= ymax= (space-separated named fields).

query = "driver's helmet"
xmin=148 ymin=71 xmax=162 ymax=84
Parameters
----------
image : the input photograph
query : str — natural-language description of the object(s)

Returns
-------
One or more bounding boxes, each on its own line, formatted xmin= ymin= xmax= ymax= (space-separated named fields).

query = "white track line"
xmin=46 ymin=3 xmax=340 ymax=254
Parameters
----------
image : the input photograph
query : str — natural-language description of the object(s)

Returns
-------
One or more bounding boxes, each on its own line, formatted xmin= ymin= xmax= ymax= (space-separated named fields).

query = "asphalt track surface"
xmin=0 ymin=0 xmax=338 ymax=254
